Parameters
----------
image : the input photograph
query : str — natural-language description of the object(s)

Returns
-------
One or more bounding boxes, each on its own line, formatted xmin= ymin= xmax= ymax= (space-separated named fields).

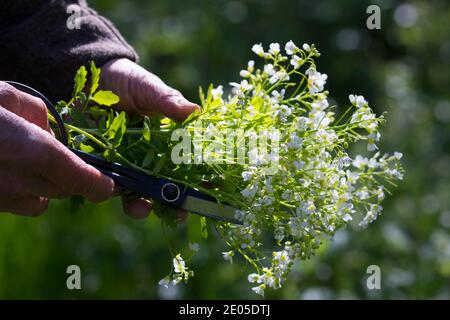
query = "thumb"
xmin=150 ymin=89 xmax=200 ymax=122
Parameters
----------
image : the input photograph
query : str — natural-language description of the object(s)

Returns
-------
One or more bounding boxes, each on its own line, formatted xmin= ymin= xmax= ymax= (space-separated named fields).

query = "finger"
xmin=38 ymin=139 xmax=115 ymax=203
xmin=122 ymin=195 xmax=153 ymax=219
xmin=0 ymin=196 xmax=49 ymax=217
xmin=28 ymin=176 xmax=71 ymax=199
xmin=147 ymin=88 xmax=201 ymax=122
xmin=18 ymin=93 xmax=51 ymax=132
xmin=0 ymin=82 xmax=51 ymax=132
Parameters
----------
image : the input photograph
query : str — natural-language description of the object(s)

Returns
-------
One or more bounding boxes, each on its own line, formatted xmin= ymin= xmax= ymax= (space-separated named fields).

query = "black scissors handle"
xmin=71 ymin=148 xmax=202 ymax=207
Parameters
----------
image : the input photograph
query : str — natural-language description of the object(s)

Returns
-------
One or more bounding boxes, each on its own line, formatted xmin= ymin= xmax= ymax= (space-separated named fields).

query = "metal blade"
xmin=181 ymin=196 xmax=242 ymax=225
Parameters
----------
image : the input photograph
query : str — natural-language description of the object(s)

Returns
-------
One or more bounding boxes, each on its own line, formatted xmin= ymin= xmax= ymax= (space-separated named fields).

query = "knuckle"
xmin=0 ymin=82 xmax=20 ymax=107
xmin=164 ymin=88 xmax=182 ymax=100
xmin=154 ymin=88 xmax=181 ymax=106
xmin=34 ymin=97 xmax=48 ymax=118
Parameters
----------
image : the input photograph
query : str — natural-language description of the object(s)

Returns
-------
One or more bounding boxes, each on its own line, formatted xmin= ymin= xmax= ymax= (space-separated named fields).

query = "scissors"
xmin=5 ymin=81 xmax=241 ymax=225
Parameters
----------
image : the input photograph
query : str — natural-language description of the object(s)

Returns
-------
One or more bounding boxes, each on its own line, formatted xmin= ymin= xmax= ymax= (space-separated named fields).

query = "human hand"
xmin=0 ymin=82 xmax=115 ymax=216
xmin=100 ymin=58 xmax=198 ymax=220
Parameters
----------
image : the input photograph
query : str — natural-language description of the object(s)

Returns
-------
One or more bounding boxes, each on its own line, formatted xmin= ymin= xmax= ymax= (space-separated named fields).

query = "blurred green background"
xmin=0 ymin=0 xmax=449 ymax=299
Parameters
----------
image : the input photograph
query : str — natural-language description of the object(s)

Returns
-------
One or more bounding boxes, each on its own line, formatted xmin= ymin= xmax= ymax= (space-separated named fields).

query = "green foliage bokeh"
xmin=0 ymin=0 xmax=449 ymax=299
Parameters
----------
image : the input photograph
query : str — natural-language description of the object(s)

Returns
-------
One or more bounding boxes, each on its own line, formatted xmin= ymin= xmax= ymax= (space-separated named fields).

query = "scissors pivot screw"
xmin=161 ymin=183 xmax=181 ymax=203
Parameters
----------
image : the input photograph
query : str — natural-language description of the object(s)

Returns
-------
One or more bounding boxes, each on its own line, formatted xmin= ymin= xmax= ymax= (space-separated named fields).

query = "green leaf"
xmin=152 ymin=153 xmax=166 ymax=174
xmin=103 ymin=148 xmax=116 ymax=162
xmin=89 ymin=106 xmax=109 ymax=120
xmin=142 ymin=149 xmax=155 ymax=168
xmin=107 ymin=111 xmax=127 ymax=147
xmin=70 ymin=108 xmax=92 ymax=128
xmin=73 ymin=66 xmax=87 ymax=96
xmin=143 ymin=120 xmax=151 ymax=141
xmin=77 ymin=92 xmax=87 ymax=105
xmin=55 ymin=101 xmax=67 ymax=113
xmin=90 ymin=61 xmax=101 ymax=95
xmin=199 ymin=86 xmax=206 ymax=108
xmin=91 ymin=90 xmax=119 ymax=106
xmin=200 ymin=216 xmax=208 ymax=239
xmin=79 ymin=143 xmax=95 ymax=153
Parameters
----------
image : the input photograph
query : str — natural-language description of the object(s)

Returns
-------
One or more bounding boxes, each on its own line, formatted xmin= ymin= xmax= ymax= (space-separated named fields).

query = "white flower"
xmin=306 ymin=68 xmax=328 ymax=94
xmin=296 ymin=117 xmax=310 ymax=131
xmin=288 ymin=133 xmax=303 ymax=149
xmin=285 ymin=40 xmax=299 ymax=55
xmin=359 ymin=204 xmax=382 ymax=228
xmin=248 ymin=273 xmax=260 ymax=283
xmin=260 ymin=271 xmax=276 ymax=287
xmin=234 ymin=210 xmax=246 ymax=220
xmin=276 ymin=104 xmax=292 ymax=120
xmin=271 ymin=89 xmax=285 ymax=101
xmin=269 ymin=42 xmax=280 ymax=55
xmin=158 ymin=277 xmax=170 ymax=288
xmin=251 ymin=43 xmax=265 ymax=57
xmin=241 ymin=80 xmax=253 ymax=91
xmin=367 ymin=131 xmax=381 ymax=151
xmin=356 ymin=188 xmax=370 ymax=200
xmin=387 ymin=169 xmax=404 ymax=180
xmin=265 ymin=177 xmax=274 ymax=193
xmin=240 ymin=70 xmax=251 ymax=78
xmin=353 ymin=155 xmax=368 ymax=169
xmin=349 ymin=94 xmax=368 ymax=108
xmin=293 ymin=160 xmax=305 ymax=170
xmin=302 ymin=43 xmax=311 ymax=52
xmin=290 ymin=55 xmax=302 ymax=69
xmin=252 ymin=285 xmax=265 ymax=297
xmin=247 ymin=60 xmax=255 ymax=72
xmin=242 ymin=171 xmax=253 ymax=181
xmin=394 ymin=152 xmax=403 ymax=160
xmin=311 ymin=97 xmax=329 ymax=111
xmin=211 ymin=86 xmax=223 ymax=99
xmin=173 ymin=254 xmax=186 ymax=273
xmin=264 ymin=63 xmax=275 ymax=76
xmin=281 ymin=190 xmax=292 ymax=200
xmin=189 ymin=242 xmax=200 ymax=252
xmin=269 ymin=70 xmax=289 ymax=84
xmin=376 ymin=186 xmax=385 ymax=201
xmin=222 ymin=250 xmax=234 ymax=264
xmin=338 ymin=156 xmax=352 ymax=169
xmin=273 ymin=250 xmax=290 ymax=266
xmin=367 ymin=143 xmax=377 ymax=152
xmin=342 ymin=214 xmax=353 ymax=222
xmin=172 ymin=276 xmax=183 ymax=286
xmin=230 ymin=80 xmax=253 ymax=93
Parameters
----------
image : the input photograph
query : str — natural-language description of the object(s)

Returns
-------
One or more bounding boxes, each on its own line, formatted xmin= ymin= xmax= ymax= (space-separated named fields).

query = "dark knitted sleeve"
xmin=0 ymin=0 xmax=138 ymax=102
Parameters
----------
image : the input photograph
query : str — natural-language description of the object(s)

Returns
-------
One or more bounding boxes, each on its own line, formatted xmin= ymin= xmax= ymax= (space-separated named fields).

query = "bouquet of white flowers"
xmin=57 ymin=40 xmax=404 ymax=296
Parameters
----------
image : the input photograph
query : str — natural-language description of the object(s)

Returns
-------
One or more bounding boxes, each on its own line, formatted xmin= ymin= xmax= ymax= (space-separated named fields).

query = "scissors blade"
xmin=180 ymin=196 xmax=242 ymax=225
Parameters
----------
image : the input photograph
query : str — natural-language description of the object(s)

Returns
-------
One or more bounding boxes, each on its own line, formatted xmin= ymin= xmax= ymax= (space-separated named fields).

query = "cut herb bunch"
xmin=54 ymin=41 xmax=404 ymax=296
